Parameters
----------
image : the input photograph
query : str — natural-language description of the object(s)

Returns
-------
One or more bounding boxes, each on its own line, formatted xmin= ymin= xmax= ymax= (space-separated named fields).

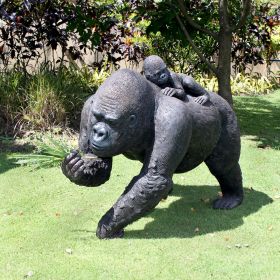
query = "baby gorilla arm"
xmin=181 ymin=75 xmax=210 ymax=105
xmin=161 ymin=87 xmax=185 ymax=99
xmin=161 ymin=72 xmax=185 ymax=100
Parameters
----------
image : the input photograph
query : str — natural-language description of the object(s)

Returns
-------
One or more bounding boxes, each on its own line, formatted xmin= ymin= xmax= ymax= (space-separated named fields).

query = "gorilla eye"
xmin=160 ymin=73 xmax=166 ymax=79
xmin=93 ymin=112 xmax=104 ymax=121
xmin=128 ymin=115 xmax=137 ymax=127
xmin=106 ymin=118 xmax=118 ymax=125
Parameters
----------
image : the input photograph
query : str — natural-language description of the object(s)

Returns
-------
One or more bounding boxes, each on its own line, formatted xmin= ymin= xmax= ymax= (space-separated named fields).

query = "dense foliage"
xmin=128 ymin=0 xmax=279 ymax=75
xmin=0 ymin=0 xmax=146 ymax=71
xmin=0 ymin=67 xmax=108 ymax=135
xmin=232 ymin=3 xmax=280 ymax=73
xmin=0 ymin=0 xmax=278 ymax=74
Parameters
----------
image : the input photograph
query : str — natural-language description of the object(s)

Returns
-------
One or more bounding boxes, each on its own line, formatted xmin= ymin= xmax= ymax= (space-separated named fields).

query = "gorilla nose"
xmin=92 ymin=124 xmax=108 ymax=143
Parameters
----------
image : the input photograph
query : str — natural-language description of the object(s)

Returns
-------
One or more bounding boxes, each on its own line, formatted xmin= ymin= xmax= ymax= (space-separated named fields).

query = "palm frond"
xmin=9 ymin=135 xmax=75 ymax=169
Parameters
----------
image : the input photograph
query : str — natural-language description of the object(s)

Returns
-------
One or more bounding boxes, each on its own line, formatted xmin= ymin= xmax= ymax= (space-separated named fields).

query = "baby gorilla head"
xmin=143 ymin=55 xmax=171 ymax=87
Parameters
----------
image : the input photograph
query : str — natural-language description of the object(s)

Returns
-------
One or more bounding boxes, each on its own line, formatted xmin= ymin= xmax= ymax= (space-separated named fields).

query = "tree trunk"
xmin=217 ymin=28 xmax=233 ymax=106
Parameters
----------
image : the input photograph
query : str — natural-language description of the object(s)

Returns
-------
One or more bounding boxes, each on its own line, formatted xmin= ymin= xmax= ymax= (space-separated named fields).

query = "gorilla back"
xmin=61 ymin=69 xmax=243 ymax=239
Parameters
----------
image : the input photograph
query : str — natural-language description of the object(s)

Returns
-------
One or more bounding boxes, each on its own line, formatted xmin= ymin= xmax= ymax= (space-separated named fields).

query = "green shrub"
xmin=194 ymin=73 xmax=278 ymax=95
xmin=0 ymin=67 xmax=109 ymax=135
xmin=0 ymin=71 xmax=27 ymax=124
xmin=1 ymin=65 xmax=277 ymax=136
xmin=271 ymin=26 xmax=280 ymax=52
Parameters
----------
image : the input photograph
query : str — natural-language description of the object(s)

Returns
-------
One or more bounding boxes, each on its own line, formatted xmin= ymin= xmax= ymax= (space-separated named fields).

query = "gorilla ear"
xmin=128 ymin=114 xmax=137 ymax=128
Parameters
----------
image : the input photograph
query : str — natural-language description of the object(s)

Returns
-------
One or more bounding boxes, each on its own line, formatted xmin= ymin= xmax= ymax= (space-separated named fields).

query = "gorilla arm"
xmin=96 ymin=97 xmax=191 ymax=238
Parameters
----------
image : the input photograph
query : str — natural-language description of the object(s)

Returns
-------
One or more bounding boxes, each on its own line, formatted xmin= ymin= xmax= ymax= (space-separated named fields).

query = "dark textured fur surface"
xmin=61 ymin=69 xmax=243 ymax=239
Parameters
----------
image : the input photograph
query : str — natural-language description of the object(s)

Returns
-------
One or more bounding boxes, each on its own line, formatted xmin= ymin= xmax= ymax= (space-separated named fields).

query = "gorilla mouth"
xmin=91 ymin=143 xmax=106 ymax=151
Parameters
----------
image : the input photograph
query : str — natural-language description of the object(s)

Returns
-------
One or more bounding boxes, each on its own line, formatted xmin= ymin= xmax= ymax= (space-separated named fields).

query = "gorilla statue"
xmin=61 ymin=69 xmax=243 ymax=239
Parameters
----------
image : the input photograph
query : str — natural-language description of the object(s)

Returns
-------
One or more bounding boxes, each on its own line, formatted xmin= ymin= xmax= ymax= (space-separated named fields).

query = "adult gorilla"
xmin=61 ymin=69 xmax=243 ymax=239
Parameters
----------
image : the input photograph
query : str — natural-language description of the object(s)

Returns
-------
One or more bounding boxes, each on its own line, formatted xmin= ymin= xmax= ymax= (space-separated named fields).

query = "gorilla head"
xmin=143 ymin=55 xmax=171 ymax=87
xmin=88 ymin=69 xmax=155 ymax=157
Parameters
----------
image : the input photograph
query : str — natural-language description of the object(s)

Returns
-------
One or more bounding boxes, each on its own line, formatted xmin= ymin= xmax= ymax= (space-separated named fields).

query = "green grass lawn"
xmin=1 ymin=90 xmax=280 ymax=280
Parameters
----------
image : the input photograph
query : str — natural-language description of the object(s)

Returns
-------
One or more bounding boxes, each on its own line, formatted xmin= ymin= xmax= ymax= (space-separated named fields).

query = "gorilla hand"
xmin=61 ymin=150 xmax=91 ymax=186
xmin=161 ymin=87 xmax=185 ymax=100
xmin=61 ymin=150 xmax=112 ymax=187
xmin=161 ymin=87 xmax=176 ymax=97
xmin=194 ymin=94 xmax=209 ymax=105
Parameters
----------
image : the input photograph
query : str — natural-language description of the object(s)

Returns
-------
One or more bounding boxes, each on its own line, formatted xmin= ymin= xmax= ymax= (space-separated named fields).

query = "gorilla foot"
xmin=213 ymin=195 xmax=243 ymax=210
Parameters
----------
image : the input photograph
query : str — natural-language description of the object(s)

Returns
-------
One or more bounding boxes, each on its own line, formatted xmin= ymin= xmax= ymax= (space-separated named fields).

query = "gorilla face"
xmin=143 ymin=55 xmax=171 ymax=88
xmin=89 ymin=105 xmax=138 ymax=157
xmin=83 ymin=69 xmax=155 ymax=158
xmin=144 ymin=67 xmax=171 ymax=88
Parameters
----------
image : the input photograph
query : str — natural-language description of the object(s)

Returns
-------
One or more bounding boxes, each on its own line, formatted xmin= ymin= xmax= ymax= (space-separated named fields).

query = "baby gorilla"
xmin=143 ymin=55 xmax=209 ymax=105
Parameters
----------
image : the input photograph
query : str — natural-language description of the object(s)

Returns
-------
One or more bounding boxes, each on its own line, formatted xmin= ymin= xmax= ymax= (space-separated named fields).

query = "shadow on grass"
xmin=74 ymin=184 xmax=272 ymax=239
xmin=124 ymin=184 xmax=272 ymax=239
xmin=0 ymin=153 xmax=18 ymax=174
xmin=234 ymin=94 xmax=280 ymax=149
xmin=0 ymin=137 xmax=35 ymax=174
